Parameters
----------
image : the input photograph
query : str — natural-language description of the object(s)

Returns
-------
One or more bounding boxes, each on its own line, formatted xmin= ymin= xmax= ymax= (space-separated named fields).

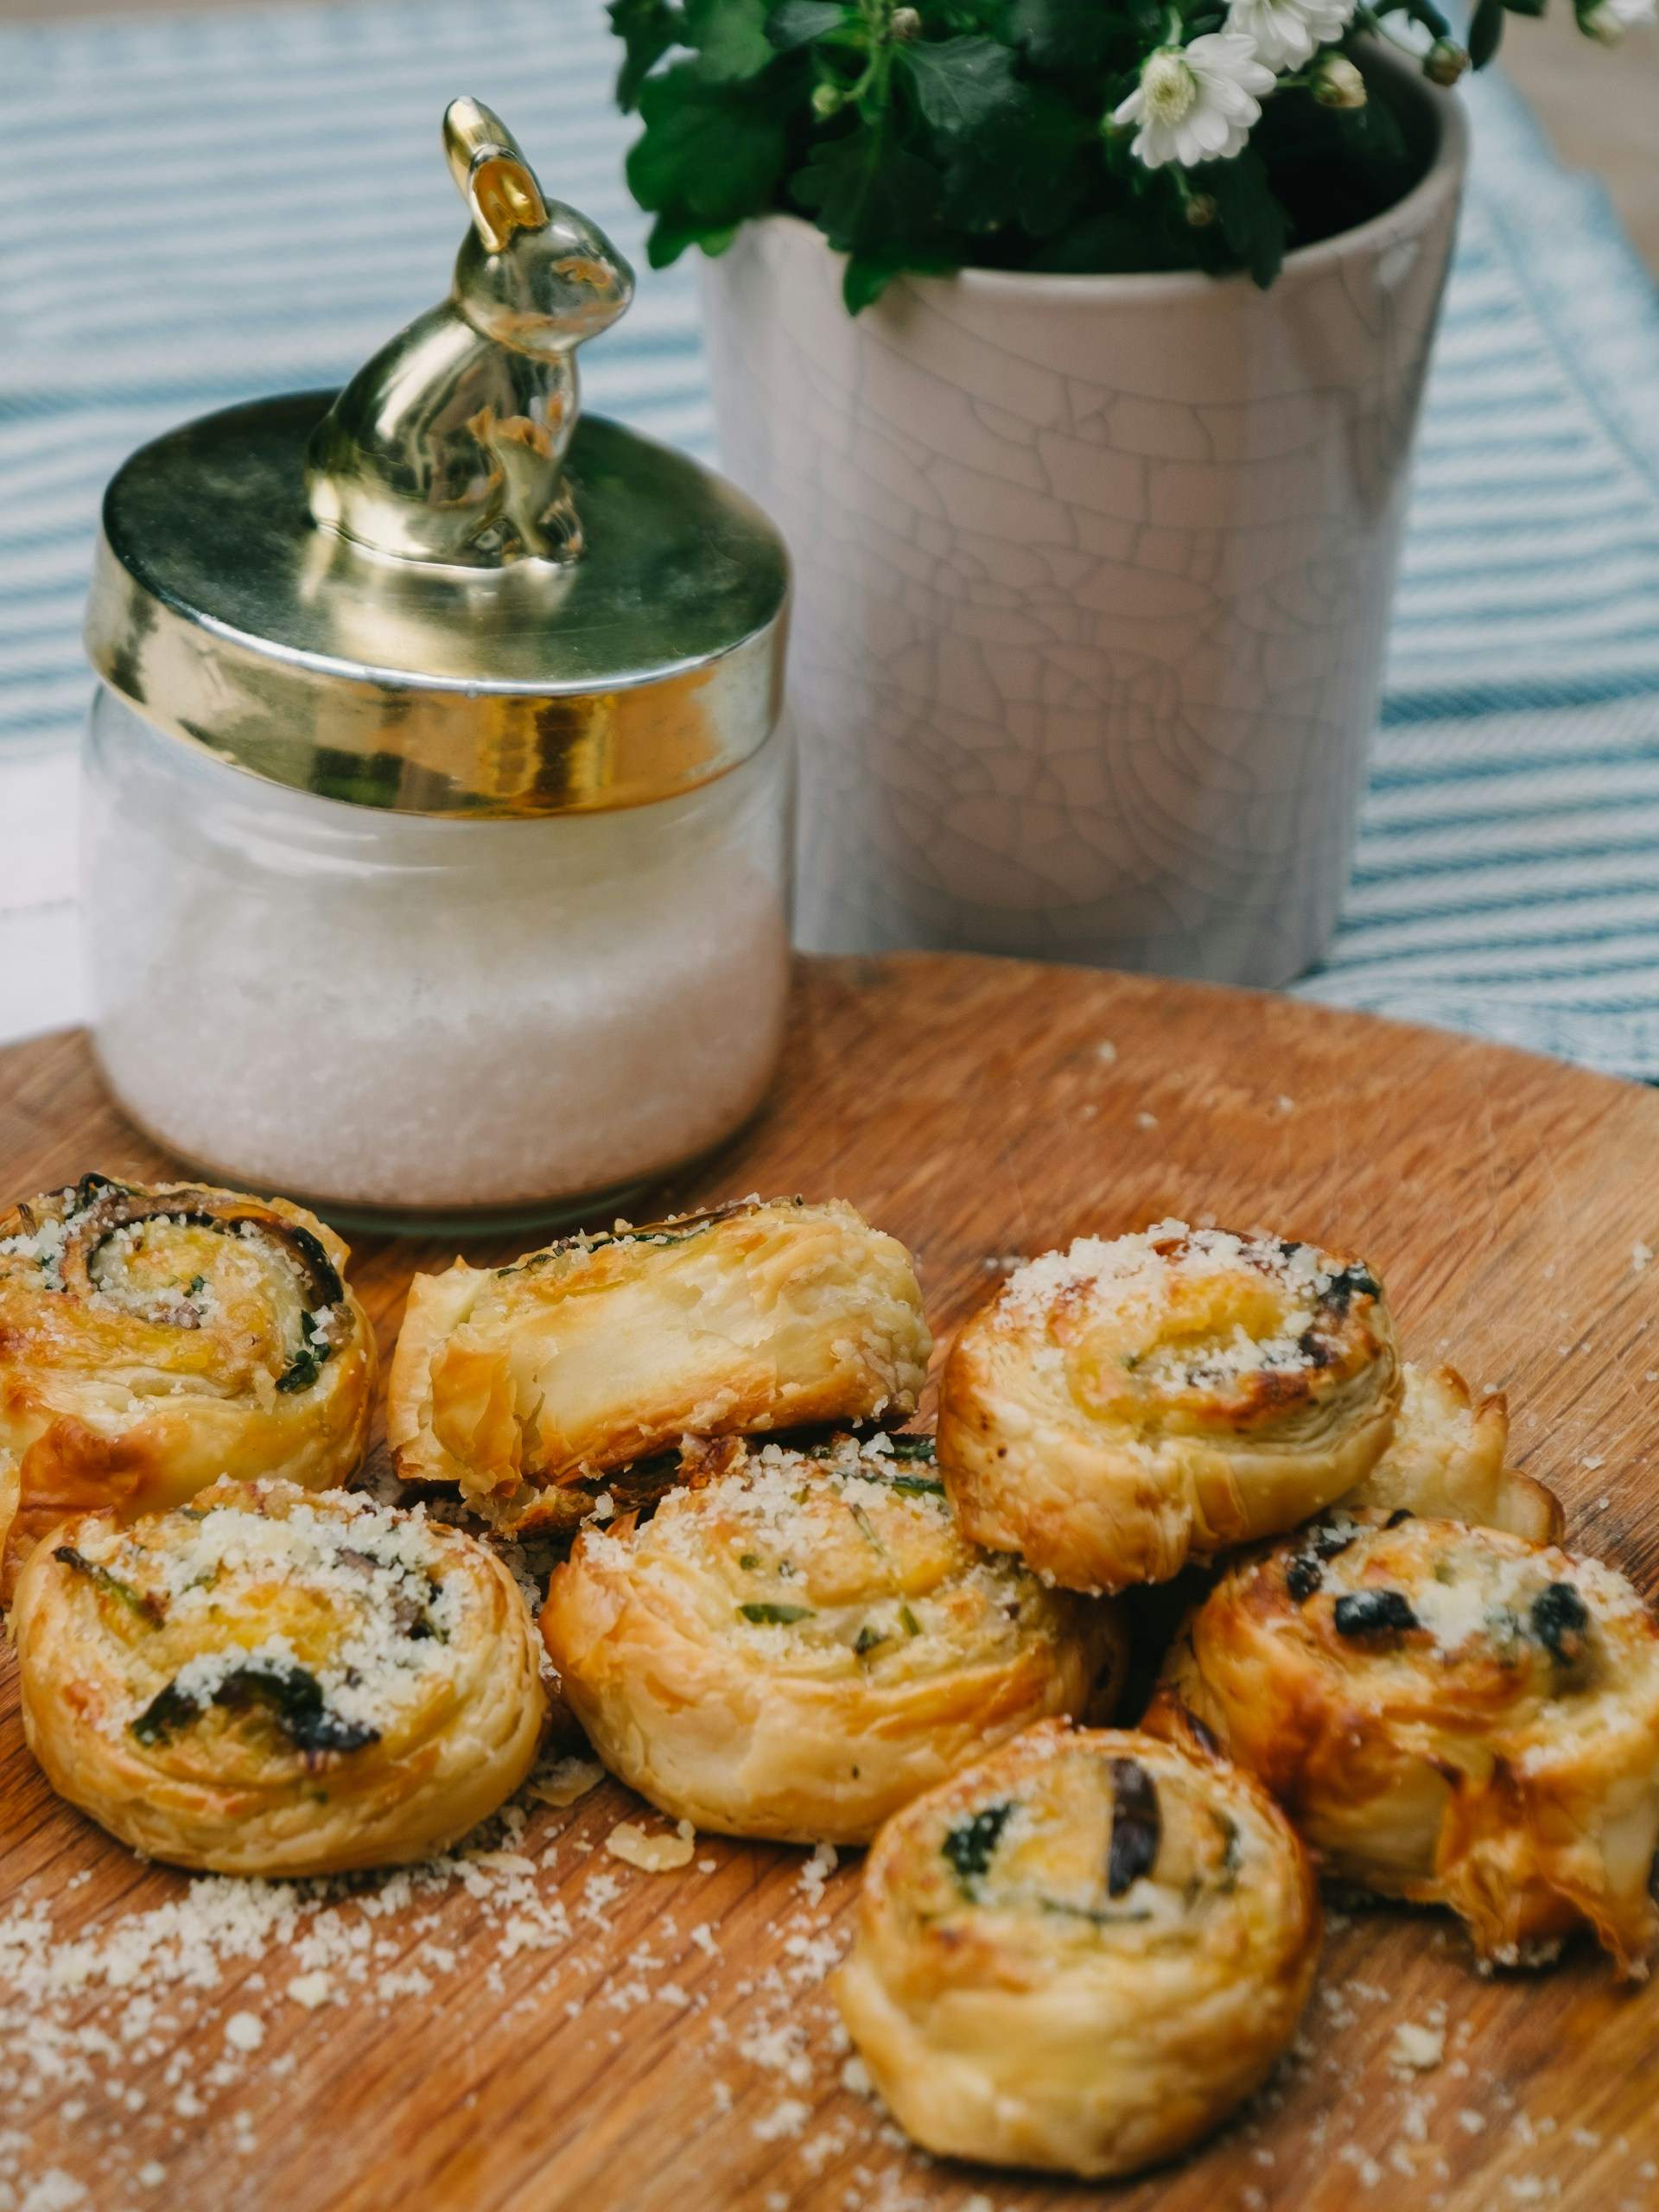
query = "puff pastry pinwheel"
xmin=539 ymin=1433 xmax=1126 ymax=1845
xmin=0 ymin=1173 xmax=375 ymax=1601
xmin=1147 ymin=1510 xmax=1659 ymax=1974
xmin=936 ymin=1219 xmax=1401 ymax=1593
xmin=390 ymin=1197 xmax=931 ymax=1536
xmin=12 ymin=1478 xmax=545 ymax=1876
xmin=1334 ymin=1361 xmax=1560 ymax=1540
xmin=831 ymin=1719 xmax=1319 ymax=2178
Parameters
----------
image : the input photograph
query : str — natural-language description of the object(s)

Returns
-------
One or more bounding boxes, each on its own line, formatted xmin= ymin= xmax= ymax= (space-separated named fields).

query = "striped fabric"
xmin=3 ymin=3 xmax=1657 ymax=1077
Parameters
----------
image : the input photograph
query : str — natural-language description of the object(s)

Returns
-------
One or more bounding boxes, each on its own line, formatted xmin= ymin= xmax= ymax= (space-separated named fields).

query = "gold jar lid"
xmin=84 ymin=100 xmax=789 ymax=819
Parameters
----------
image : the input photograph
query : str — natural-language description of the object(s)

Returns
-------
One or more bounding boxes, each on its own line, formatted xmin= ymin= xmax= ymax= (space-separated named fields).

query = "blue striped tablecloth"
xmin=3 ymin=1 xmax=1657 ymax=1076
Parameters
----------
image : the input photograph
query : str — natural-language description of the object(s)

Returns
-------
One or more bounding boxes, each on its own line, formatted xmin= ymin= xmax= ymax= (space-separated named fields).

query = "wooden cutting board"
xmin=3 ymin=952 xmax=1659 ymax=2212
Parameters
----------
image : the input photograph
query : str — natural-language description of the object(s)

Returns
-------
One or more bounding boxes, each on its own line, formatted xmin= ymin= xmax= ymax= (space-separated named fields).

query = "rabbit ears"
xmin=443 ymin=97 xmax=549 ymax=254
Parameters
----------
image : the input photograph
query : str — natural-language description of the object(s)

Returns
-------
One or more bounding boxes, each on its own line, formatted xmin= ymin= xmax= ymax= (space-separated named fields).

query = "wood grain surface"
xmin=3 ymin=952 xmax=1659 ymax=2212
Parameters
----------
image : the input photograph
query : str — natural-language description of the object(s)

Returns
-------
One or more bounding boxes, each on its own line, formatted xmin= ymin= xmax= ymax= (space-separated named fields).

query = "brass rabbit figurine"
xmin=306 ymin=99 xmax=634 ymax=567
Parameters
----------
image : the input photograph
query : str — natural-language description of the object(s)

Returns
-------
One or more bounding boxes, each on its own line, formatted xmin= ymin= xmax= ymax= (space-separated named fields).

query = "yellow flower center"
xmin=1141 ymin=48 xmax=1200 ymax=126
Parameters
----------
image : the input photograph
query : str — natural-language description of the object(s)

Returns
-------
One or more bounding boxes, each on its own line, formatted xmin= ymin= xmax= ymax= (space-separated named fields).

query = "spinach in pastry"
xmin=540 ymin=1433 xmax=1125 ymax=1844
xmin=937 ymin=1220 xmax=1400 ymax=1592
xmin=1147 ymin=1509 xmax=1659 ymax=1974
xmin=832 ymin=1719 xmax=1319 ymax=2177
xmin=12 ymin=1478 xmax=545 ymax=1877
xmin=0 ymin=1173 xmax=374 ymax=1601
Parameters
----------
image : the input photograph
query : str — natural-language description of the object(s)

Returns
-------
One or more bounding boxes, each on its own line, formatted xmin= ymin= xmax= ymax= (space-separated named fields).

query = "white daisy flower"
xmin=1228 ymin=0 xmax=1357 ymax=69
xmin=1582 ymin=0 xmax=1655 ymax=39
xmin=1112 ymin=34 xmax=1279 ymax=171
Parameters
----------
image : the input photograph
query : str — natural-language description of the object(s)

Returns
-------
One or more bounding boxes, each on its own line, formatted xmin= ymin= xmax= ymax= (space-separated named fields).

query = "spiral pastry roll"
xmin=832 ymin=1719 xmax=1319 ymax=2178
xmin=1335 ymin=1362 xmax=1560 ymax=1540
xmin=540 ymin=1433 xmax=1126 ymax=1845
xmin=391 ymin=1197 xmax=931 ymax=1536
xmin=12 ymin=1478 xmax=546 ymax=1876
xmin=936 ymin=1220 xmax=1401 ymax=1593
xmin=1147 ymin=1510 xmax=1659 ymax=1973
xmin=0 ymin=1173 xmax=375 ymax=1600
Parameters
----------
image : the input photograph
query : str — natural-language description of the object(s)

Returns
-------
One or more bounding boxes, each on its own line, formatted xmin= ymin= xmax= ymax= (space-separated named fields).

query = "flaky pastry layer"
xmin=1147 ymin=1510 xmax=1659 ymax=1973
xmin=13 ymin=1478 xmax=545 ymax=1876
xmin=390 ymin=1198 xmax=931 ymax=1535
xmin=0 ymin=1173 xmax=375 ymax=1600
xmin=938 ymin=1221 xmax=1401 ymax=1592
xmin=832 ymin=1719 xmax=1319 ymax=2177
xmin=541 ymin=1434 xmax=1125 ymax=1844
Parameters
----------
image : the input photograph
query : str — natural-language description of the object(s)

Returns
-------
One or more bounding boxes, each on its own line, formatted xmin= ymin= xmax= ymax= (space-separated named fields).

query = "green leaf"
xmin=793 ymin=125 xmax=941 ymax=251
xmin=899 ymin=34 xmax=1023 ymax=137
xmin=608 ymin=0 xmax=683 ymax=110
xmin=684 ymin=0 xmax=776 ymax=80
xmin=843 ymin=250 xmax=906 ymax=312
xmin=766 ymin=0 xmax=853 ymax=49
xmin=645 ymin=210 xmax=740 ymax=264
xmin=1208 ymin=147 xmax=1288 ymax=289
xmin=1029 ymin=210 xmax=1182 ymax=273
xmin=1467 ymin=0 xmax=1505 ymax=63
xmin=938 ymin=79 xmax=1091 ymax=237
xmin=739 ymin=1601 xmax=815 ymax=1624
xmin=1003 ymin=0 xmax=1122 ymax=73
xmin=628 ymin=62 xmax=791 ymax=236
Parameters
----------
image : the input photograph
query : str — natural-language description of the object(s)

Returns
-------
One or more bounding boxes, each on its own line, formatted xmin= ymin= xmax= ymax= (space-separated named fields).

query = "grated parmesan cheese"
xmin=606 ymin=1823 xmax=696 ymax=1873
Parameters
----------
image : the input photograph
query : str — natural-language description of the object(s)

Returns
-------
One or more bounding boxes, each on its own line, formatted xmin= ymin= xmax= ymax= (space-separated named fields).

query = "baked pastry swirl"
xmin=936 ymin=1220 xmax=1401 ymax=1592
xmin=0 ymin=1174 xmax=375 ymax=1601
xmin=12 ymin=1478 xmax=545 ymax=1876
xmin=831 ymin=1719 xmax=1319 ymax=2178
xmin=1335 ymin=1362 xmax=1560 ymax=1540
xmin=540 ymin=1433 xmax=1126 ymax=1844
xmin=391 ymin=1197 xmax=931 ymax=1536
xmin=1147 ymin=1510 xmax=1659 ymax=1974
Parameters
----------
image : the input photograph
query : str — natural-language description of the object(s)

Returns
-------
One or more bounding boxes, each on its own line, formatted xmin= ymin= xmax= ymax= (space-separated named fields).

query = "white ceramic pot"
xmin=701 ymin=65 xmax=1466 ymax=983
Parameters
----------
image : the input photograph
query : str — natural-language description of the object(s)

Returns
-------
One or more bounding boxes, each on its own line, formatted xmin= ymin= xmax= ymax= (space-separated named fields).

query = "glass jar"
xmin=82 ymin=689 xmax=791 ymax=1230
xmin=79 ymin=100 xmax=793 ymax=1232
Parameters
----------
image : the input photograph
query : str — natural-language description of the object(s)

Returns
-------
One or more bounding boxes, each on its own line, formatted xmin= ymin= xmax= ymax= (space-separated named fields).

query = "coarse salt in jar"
xmin=80 ymin=99 xmax=791 ymax=1232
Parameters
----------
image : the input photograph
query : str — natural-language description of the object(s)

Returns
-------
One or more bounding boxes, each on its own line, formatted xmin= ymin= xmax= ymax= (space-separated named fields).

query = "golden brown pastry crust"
xmin=937 ymin=1221 xmax=1401 ymax=1592
xmin=540 ymin=1433 xmax=1126 ymax=1845
xmin=1336 ymin=1362 xmax=1560 ymax=1540
xmin=0 ymin=1174 xmax=375 ymax=1601
xmin=1147 ymin=1510 xmax=1659 ymax=1973
xmin=831 ymin=1719 xmax=1319 ymax=2178
xmin=390 ymin=1198 xmax=931 ymax=1536
xmin=12 ymin=1478 xmax=545 ymax=1876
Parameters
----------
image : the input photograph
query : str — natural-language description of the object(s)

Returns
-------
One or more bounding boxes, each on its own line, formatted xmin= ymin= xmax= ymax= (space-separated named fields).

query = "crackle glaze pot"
xmin=701 ymin=64 xmax=1466 ymax=984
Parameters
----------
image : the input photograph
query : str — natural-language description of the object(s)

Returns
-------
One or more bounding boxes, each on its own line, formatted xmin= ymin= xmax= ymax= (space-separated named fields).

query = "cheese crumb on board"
xmin=1391 ymin=2023 xmax=1445 ymax=2072
xmin=223 ymin=2012 xmax=264 ymax=2053
xmin=606 ymin=1822 xmax=696 ymax=1872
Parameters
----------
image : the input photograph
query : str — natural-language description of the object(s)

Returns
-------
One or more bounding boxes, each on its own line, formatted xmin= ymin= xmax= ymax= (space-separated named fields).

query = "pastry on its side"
xmin=13 ymin=1479 xmax=546 ymax=1877
xmin=0 ymin=1173 xmax=375 ymax=1602
xmin=1334 ymin=1361 xmax=1560 ymax=1539
xmin=1147 ymin=1509 xmax=1659 ymax=1974
xmin=389 ymin=1197 xmax=931 ymax=1535
xmin=936 ymin=1220 xmax=1401 ymax=1592
xmin=541 ymin=1433 xmax=1126 ymax=1845
xmin=832 ymin=1719 xmax=1319 ymax=2179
